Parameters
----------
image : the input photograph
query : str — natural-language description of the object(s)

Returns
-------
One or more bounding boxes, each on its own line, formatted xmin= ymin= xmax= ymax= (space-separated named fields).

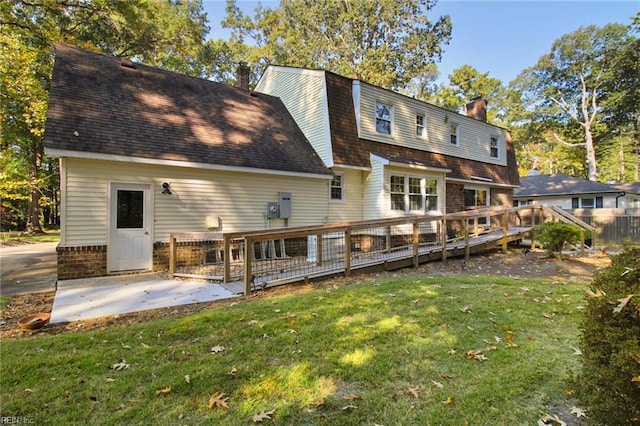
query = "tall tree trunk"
xmin=25 ymin=140 xmax=44 ymax=234
xmin=584 ymin=127 xmax=598 ymax=181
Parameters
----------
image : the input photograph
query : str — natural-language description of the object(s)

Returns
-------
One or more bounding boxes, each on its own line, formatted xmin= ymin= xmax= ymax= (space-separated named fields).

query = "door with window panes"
xmin=463 ymin=187 xmax=489 ymax=226
xmin=109 ymin=183 xmax=152 ymax=272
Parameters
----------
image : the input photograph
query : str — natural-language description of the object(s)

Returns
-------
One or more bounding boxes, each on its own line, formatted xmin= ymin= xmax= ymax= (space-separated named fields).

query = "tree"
xmin=222 ymin=0 xmax=453 ymax=90
xmin=513 ymin=23 xmax=634 ymax=182
xmin=0 ymin=0 xmax=209 ymax=232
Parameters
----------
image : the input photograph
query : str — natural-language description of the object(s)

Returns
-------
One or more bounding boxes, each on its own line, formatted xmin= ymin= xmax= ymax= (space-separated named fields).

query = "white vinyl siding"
xmin=354 ymin=82 xmax=508 ymax=166
xmin=254 ymin=67 xmax=333 ymax=167
xmin=60 ymin=158 xmax=330 ymax=245
xmin=326 ymin=168 xmax=363 ymax=223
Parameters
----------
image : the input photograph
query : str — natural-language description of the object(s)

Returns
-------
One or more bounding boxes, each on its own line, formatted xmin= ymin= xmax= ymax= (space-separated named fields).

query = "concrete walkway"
xmin=51 ymin=274 xmax=244 ymax=324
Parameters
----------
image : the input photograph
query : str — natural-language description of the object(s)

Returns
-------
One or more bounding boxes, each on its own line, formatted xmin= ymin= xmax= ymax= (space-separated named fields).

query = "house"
xmin=514 ymin=173 xmax=627 ymax=209
xmin=43 ymin=45 xmax=333 ymax=280
xmin=254 ymin=66 xmax=520 ymax=224
xmin=609 ymin=182 xmax=640 ymax=209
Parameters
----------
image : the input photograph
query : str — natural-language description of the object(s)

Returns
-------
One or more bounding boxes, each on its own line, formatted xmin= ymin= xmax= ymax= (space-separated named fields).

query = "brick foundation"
xmin=57 ymin=245 xmax=107 ymax=280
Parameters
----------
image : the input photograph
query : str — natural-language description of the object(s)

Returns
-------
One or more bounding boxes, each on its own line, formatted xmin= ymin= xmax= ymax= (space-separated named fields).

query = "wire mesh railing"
xmin=168 ymin=206 xmax=580 ymax=295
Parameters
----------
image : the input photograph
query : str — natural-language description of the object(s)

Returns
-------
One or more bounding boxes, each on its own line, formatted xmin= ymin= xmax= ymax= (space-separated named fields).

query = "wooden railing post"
xmin=244 ymin=237 xmax=253 ymax=296
xmin=441 ymin=218 xmax=447 ymax=261
xmin=501 ymin=212 xmax=508 ymax=253
xmin=169 ymin=234 xmax=176 ymax=277
xmin=344 ymin=229 xmax=351 ymax=277
xmin=223 ymin=233 xmax=231 ymax=283
xmin=413 ymin=221 xmax=419 ymax=267
xmin=464 ymin=219 xmax=470 ymax=261
xmin=385 ymin=225 xmax=391 ymax=253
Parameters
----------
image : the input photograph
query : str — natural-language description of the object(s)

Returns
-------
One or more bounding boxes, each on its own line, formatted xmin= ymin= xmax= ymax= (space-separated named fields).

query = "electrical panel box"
xmin=267 ymin=202 xmax=279 ymax=219
xmin=278 ymin=192 xmax=291 ymax=218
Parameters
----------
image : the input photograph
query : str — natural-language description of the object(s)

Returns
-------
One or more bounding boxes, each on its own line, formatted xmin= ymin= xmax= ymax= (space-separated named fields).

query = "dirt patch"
xmin=0 ymin=248 xmax=610 ymax=340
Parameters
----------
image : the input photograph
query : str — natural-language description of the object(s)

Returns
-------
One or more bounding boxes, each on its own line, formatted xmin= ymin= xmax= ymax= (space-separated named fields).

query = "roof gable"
xmin=43 ymin=44 xmax=331 ymax=177
xmin=515 ymin=174 xmax=624 ymax=197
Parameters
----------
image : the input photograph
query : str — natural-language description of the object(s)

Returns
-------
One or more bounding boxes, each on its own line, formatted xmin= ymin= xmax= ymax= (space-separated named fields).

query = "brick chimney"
xmin=465 ymin=97 xmax=487 ymax=122
xmin=237 ymin=62 xmax=250 ymax=90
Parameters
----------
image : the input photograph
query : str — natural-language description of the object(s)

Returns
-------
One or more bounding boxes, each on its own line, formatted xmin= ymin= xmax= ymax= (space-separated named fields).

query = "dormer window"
xmin=376 ymin=103 xmax=392 ymax=135
xmin=416 ymin=114 xmax=426 ymax=138
xmin=450 ymin=123 xmax=459 ymax=145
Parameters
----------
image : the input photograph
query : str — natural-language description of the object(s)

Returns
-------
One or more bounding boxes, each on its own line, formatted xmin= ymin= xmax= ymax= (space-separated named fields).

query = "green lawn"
xmin=0 ymin=274 xmax=588 ymax=424
xmin=1 ymin=229 xmax=60 ymax=244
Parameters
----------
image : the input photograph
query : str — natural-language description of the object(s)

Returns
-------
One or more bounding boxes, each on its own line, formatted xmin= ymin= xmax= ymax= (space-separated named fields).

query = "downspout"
xmin=615 ymin=192 xmax=626 ymax=208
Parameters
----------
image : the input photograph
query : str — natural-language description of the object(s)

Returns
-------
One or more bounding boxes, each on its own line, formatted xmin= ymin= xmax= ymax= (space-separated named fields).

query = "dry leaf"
xmin=343 ymin=394 xmax=362 ymax=401
xmin=314 ymin=399 xmax=325 ymax=407
xmin=209 ymin=391 xmax=229 ymax=409
xmin=228 ymin=367 xmax=237 ymax=376
xmin=570 ymin=406 xmax=587 ymax=418
xmin=542 ymin=312 xmax=553 ymax=319
xmin=341 ymin=405 xmax=357 ymax=410
xmin=613 ymin=294 xmax=634 ymax=314
xmin=465 ymin=350 xmax=488 ymax=361
xmin=155 ymin=386 xmax=171 ymax=396
xmin=109 ymin=359 xmax=130 ymax=371
xmin=585 ymin=288 xmax=605 ymax=298
xmin=442 ymin=396 xmax=453 ymax=405
xmin=408 ymin=387 xmax=420 ymax=398
xmin=210 ymin=346 xmax=225 ymax=354
xmin=538 ymin=413 xmax=566 ymax=426
xmin=460 ymin=305 xmax=471 ymax=313
xmin=252 ymin=409 xmax=275 ymax=422
xmin=631 ymin=376 xmax=640 ymax=383
xmin=432 ymin=380 xmax=443 ymax=389
xmin=184 ymin=375 xmax=191 ymax=383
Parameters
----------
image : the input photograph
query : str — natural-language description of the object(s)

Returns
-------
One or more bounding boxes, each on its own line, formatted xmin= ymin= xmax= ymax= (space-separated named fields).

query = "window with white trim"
xmin=490 ymin=136 xmax=499 ymax=158
xmin=572 ymin=197 xmax=603 ymax=209
xmin=416 ymin=114 xmax=426 ymax=138
xmin=330 ymin=174 xmax=344 ymax=201
xmin=390 ymin=174 xmax=439 ymax=213
xmin=376 ymin=103 xmax=392 ymax=135
xmin=450 ymin=123 xmax=459 ymax=145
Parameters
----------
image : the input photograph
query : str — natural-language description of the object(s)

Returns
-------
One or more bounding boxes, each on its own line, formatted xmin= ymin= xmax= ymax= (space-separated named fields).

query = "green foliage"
xmin=533 ymin=222 xmax=583 ymax=256
xmin=222 ymin=0 xmax=453 ymax=90
xmin=575 ymin=248 xmax=640 ymax=424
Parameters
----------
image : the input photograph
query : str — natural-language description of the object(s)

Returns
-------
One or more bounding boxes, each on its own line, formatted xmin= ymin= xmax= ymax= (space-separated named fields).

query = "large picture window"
xmin=376 ymin=103 xmax=392 ymax=135
xmin=390 ymin=174 xmax=439 ymax=213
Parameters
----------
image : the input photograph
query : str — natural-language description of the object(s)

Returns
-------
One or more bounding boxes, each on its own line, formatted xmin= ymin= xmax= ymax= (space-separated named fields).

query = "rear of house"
xmin=43 ymin=45 xmax=332 ymax=280
xmin=255 ymin=66 xmax=520 ymax=225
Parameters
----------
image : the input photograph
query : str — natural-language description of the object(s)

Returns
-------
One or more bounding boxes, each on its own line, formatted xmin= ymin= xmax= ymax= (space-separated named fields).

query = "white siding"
xmin=61 ymin=158 xmax=330 ymax=245
xmin=356 ymin=82 xmax=508 ymax=166
xmin=255 ymin=67 xmax=333 ymax=167
xmin=326 ymin=168 xmax=364 ymax=223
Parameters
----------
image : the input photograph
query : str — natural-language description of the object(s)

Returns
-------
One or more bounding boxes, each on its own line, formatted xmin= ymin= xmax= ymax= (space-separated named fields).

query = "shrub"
xmin=575 ymin=248 xmax=640 ymax=424
xmin=533 ymin=221 xmax=583 ymax=256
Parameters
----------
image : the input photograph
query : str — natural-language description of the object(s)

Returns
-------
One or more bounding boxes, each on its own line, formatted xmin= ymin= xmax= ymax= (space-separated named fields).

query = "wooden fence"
xmin=568 ymin=209 xmax=640 ymax=244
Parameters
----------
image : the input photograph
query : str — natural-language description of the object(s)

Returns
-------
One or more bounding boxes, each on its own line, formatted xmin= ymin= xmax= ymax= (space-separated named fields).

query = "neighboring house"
xmin=254 ymin=66 xmax=520 ymax=224
xmin=513 ymin=173 xmax=627 ymax=209
xmin=609 ymin=182 xmax=640 ymax=209
xmin=43 ymin=45 xmax=333 ymax=280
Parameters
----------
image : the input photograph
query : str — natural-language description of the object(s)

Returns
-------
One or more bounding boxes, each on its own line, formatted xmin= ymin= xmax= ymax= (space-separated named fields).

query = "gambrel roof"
xmin=43 ymin=44 xmax=331 ymax=178
xmin=322 ymin=71 xmax=520 ymax=187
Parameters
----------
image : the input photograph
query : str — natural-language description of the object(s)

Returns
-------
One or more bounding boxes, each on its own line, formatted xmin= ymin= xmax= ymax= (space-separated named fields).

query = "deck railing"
xmin=168 ymin=205 xmax=589 ymax=295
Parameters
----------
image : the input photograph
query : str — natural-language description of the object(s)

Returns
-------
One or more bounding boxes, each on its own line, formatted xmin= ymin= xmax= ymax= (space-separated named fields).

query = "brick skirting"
xmin=56 ymin=245 xmax=107 ymax=280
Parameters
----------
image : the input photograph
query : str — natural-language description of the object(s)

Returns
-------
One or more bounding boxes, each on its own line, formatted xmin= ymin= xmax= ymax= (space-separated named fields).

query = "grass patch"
xmin=1 ymin=229 xmax=60 ymax=244
xmin=0 ymin=274 xmax=588 ymax=424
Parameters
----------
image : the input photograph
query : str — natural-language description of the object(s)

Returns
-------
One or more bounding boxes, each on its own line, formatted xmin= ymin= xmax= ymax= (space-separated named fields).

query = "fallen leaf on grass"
xmin=109 ymin=359 xmax=130 ymax=371
xmin=184 ymin=375 xmax=191 ymax=383
xmin=155 ymin=386 xmax=171 ymax=396
xmin=442 ymin=396 xmax=453 ymax=405
xmin=342 ymin=405 xmax=357 ymax=410
xmin=252 ymin=409 xmax=276 ymax=422
xmin=631 ymin=376 xmax=640 ymax=383
xmin=432 ymin=380 xmax=443 ymax=389
xmin=538 ymin=413 xmax=566 ymax=426
xmin=408 ymin=387 xmax=420 ymax=398
xmin=210 ymin=346 xmax=225 ymax=354
xmin=459 ymin=305 xmax=471 ymax=313
xmin=343 ymin=394 xmax=362 ymax=401
xmin=228 ymin=367 xmax=237 ymax=376
xmin=570 ymin=406 xmax=587 ymax=418
xmin=209 ymin=392 xmax=229 ymax=409
xmin=613 ymin=294 xmax=634 ymax=314
xmin=585 ymin=288 xmax=605 ymax=298
xmin=465 ymin=350 xmax=488 ymax=361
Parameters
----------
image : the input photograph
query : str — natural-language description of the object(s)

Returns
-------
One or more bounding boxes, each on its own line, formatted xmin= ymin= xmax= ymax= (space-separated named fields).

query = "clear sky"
xmin=202 ymin=0 xmax=638 ymax=85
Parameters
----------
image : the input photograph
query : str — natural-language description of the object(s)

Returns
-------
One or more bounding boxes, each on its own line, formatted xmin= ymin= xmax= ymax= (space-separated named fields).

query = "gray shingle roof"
xmin=514 ymin=174 xmax=624 ymax=197
xmin=43 ymin=44 xmax=331 ymax=177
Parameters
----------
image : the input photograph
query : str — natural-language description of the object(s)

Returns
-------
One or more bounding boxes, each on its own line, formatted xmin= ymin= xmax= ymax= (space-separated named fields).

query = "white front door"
xmin=108 ymin=183 xmax=152 ymax=272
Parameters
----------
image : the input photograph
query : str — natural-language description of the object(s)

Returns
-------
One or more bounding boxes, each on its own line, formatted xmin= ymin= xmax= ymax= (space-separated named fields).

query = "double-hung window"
xmin=330 ymin=174 xmax=344 ymax=201
xmin=450 ymin=123 xmax=459 ymax=145
xmin=376 ymin=103 xmax=392 ymax=135
xmin=490 ymin=136 xmax=499 ymax=158
xmin=416 ymin=114 xmax=426 ymax=138
xmin=390 ymin=175 xmax=405 ymax=210
xmin=408 ymin=177 xmax=422 ymax=211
